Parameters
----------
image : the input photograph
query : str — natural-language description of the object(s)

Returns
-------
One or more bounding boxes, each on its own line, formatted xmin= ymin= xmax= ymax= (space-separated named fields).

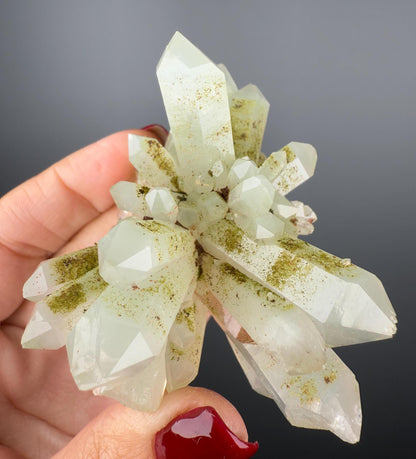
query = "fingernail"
xmin=140 ymin=124 xmax=169 ymax=145
xmin=154 ymin=406 xmax=259 ymax=459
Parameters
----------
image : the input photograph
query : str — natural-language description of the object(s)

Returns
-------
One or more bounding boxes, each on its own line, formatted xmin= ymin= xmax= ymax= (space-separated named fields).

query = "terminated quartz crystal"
xmin=145 ymin=188 xmax=179 ymax=223
xmin=23 ymin=246 xmax=98 ymax=302
xmin=199 ymin=219 xmax=397 ymax=345
xmin=229 ymin=341 xmax=362 ymax=443
xmin=110 ymin=181 xmax=150 ymax=218
xmin=98 ymin=218 xmax=193 ymax=286
xmin=21 ymin=31 xmax=397 ymax=442
xmin=261 ymin=142 xmax=317 ymax=195
xmin=198 ymin=255 xmax=326 ymax=375
xmin=157 ymin=31 xmax=235 ymax=193
xmin=218 ymin=64 xmax=270 ymax=163
xmin=166 ymin=277 xmax=207 ymax=392
xmin=129 ymin=135 xmax=179 ymax=190
xmin=22 ymin=267 xmax=107 ymax=349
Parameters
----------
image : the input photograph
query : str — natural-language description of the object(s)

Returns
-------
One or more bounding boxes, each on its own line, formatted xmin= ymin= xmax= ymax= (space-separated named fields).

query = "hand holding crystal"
xmin=2 ymin=32 xmax=397 ymax=456
xmin=0 ymin=128 xmax=251 ymax=458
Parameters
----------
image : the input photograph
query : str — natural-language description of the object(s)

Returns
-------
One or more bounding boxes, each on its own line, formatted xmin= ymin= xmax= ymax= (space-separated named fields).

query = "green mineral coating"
xmin=202 ymin=221 xmax=245 ymax=254
xmin=281 ymin=300 xmax=295 ymax=311
xmin=161 ymin=279 xmax=178 ymax=300
xmin=282 ymin=145 xmax=296 ymax=163
xmin=47 ymin=282 xmax=86 ymax=314
xmin=222 ymin=224 xmax=245 ymax=253
xmin=46 ymin=268 xmax=107 ymax=314
xmin=231 ymin=98 xmax=256 ymax=114
xmin=138 ymin=220 xmax=171 ymax=234
xmin=220 ymin=263 xmax=247 ymax=284
xmin=170 ymin=176 xmax=180 ymax=190
xmin=230 ymin=99 xmax=258 ymax=160
xmin=278 ymin=237 xmax=351 ymax=274
xmin=296 ymin=378 xmax=318 ymax=405
xmin=146 ymin=139 xmax=176 ymax=176
xmin=136 ymin=185 xmax=150 ymax=196
xmin=51 ymin=246 xmax=98 ymax=284
xmin=266 ymin=251 xmax=310 ymax=291
xmin=324 ymin=369 xmax=337 ymax=384
xmin=169 ymin=343 xmax=185 ymax=361
xmin=256 ymin=152 xmax=266 ymax=166
xmin=175 ymin=305 xmax=196 ymax=332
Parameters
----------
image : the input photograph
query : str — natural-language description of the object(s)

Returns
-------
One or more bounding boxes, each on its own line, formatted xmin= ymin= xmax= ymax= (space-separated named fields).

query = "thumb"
xmin=53 ymin=387 xmax=252 ymax=459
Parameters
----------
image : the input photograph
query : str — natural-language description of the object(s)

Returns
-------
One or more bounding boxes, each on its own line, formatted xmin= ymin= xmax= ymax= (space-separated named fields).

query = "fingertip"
xmin=140 ymin=124 xmax=169 ymax=145
xmin=53 ymin=387 xmax=251 ymax=459
xmin=159 ymin=387 xmax=250 ymax=443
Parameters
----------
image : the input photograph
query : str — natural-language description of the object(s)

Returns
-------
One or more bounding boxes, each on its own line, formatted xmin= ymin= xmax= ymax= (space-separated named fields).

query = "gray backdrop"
xmin=1 ymin=1 xmax=415 ymax=457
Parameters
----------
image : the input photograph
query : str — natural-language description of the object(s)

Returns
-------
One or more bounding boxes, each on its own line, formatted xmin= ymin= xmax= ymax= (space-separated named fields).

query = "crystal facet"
xmin=228 ymin=339 xmax=362 ymax=443
xmin=228 ymin=175 xmax=275 ymax=217
xmin=261 ymin=142 xmax=317 ymax=195
xmin=145 ymin=187 xmax=179 ymax=223
xmin=110 ymin=181 xmax=150 ymax=218
xmin=98 ymin=218 xmax=194 ymax=287
xmin=233 ymin=213 xmax=285 ymax=240
xmin=129 ymin=135 xmax=179 ymax=190
xmin=227 ymin=157 xmax=259 ymax=190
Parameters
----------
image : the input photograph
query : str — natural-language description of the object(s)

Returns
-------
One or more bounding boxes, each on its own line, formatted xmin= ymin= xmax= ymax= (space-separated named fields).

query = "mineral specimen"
xmin=21 ymin=31 xmax=397 ymax=443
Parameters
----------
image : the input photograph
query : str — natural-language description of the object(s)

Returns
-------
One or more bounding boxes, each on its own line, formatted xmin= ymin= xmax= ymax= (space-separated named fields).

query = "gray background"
xmin=1 ymin=0 xmax=415 ymax=457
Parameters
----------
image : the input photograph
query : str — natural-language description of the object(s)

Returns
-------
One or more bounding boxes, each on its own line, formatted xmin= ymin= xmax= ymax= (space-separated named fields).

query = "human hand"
xmin=0 ymin=128 xmax=254 ymax=458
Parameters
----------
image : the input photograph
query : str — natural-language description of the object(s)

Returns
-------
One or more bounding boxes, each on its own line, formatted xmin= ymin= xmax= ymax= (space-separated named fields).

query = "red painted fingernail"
xmin=140 ymin=124 xmax=169 ymax=145
xmin=154 ymin=406 xmax=259 ymax=459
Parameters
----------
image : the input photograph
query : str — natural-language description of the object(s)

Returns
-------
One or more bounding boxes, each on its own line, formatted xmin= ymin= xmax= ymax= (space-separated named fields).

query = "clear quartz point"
xmin=289 ymin=200 xmax=317 ymax=236
xmin=227 ymin=337 xmax=362 ymax=443
xmin=110 ymin=181 xmax=150 ymax=218
xmin=217 ymin=63 xmax=238 ymax=92
xmin=199 ymin=219 xmax=397 ymax=344
xmin=98 ymin=218 xmax=194 ymax=287
xmin=271 ymin=193 xmax=298 ymax=219
xmin=129 ymin=134 xmax=179 ymax=190
xmin=67 ymin=254 xmax=196 ymax=393
xmin=164 ymin=131 xmax=179 ymax=167
xmin=228 ymin=84 xmax=270 ymax=163
xmin=166 ymin=278 xmax=207 ymax=392
xmin=177 ymin=200 xmax=201 ymax=230
xmin=157 ymin=32 xmax=235 ymax=193
xmin=23 ymin=246 xmax=98 ymax=302
xmin=228 ymin=175 xmax=275 ymax=217
xmin=261 ymin=142 xmax=317 ymax=195
xmin=195 ymin=192 xmax=228 ymax=228
xmin=227 ymin=157 xmax=258 ymax=190
xmin=22 ymin=267 xmax=107 ymax=349
xmin=259 ymin=150 xmax=287 ymax=182
xmin=233 ymin=212 xmax=285 ymax=240
xmin=92 ymin=344 xmax=168 ymax=412
xmin=218 ymin=64 xmax=269 ymax=164
xmin=145 ymin=187 xmax=179 ymax=223
xmin=199 ymin=255 xmax=326 ymax=375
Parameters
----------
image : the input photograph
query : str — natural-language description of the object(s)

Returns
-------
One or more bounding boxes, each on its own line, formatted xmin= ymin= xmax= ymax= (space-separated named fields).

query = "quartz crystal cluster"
xmin=21 ymin=32 xmax=397 ymax=443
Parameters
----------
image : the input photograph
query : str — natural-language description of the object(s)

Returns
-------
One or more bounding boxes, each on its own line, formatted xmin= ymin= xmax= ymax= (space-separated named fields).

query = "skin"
xmin=0 ymin=129 xmax=248 ymax=459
